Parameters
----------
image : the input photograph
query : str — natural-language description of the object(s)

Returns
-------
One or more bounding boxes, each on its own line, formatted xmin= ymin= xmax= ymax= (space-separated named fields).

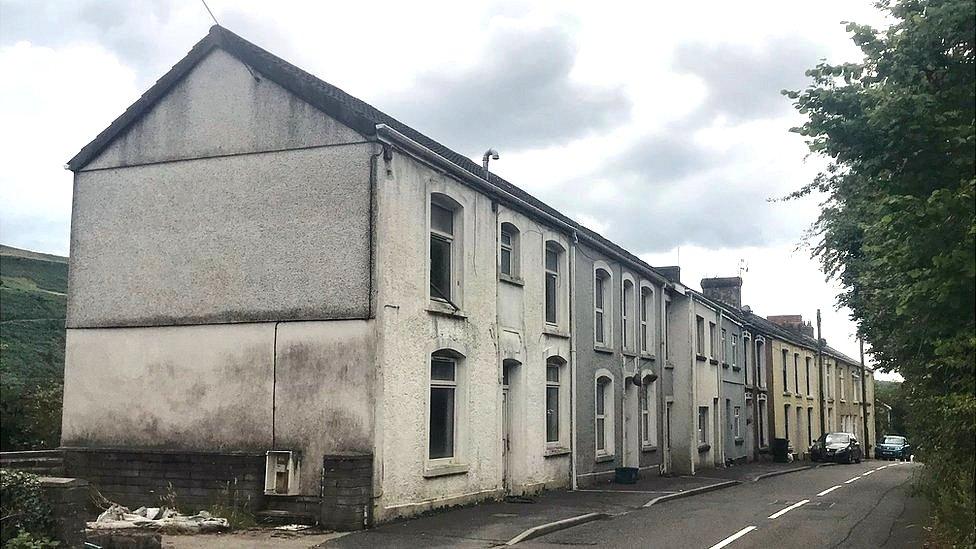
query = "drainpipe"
xmin=716 ymin=309 xmax=725 ymax=467
xmin=687 ymin=294 xmax=697 ymax=476
xmin=569 ymin=231 xmax=579 ymax=490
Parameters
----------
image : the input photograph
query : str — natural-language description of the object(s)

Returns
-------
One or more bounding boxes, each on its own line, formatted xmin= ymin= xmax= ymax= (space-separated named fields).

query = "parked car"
xmin=875 ymin=435 xmax=912 ymax=461
xmin=810 ymin=432 xmax=863 ymax=463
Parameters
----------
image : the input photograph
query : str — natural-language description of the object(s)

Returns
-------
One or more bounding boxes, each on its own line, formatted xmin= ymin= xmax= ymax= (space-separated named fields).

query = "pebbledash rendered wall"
xmin=62 ymin=49 xmax=377 ymax=513
xmin=369 ymin=145 xmax=573 ymax=522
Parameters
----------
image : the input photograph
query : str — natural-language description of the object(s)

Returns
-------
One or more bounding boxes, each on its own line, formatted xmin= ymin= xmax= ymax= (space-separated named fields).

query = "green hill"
xmin=0 ymin=245 xmax=68 ymax=450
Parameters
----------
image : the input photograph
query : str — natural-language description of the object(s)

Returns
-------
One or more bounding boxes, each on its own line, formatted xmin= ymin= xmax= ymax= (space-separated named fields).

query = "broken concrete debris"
xmin=89 ymin=504 xmax=229 ymax=533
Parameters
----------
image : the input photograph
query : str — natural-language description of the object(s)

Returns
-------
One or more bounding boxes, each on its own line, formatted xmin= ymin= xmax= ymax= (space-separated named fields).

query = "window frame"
xmin=593 ymin=266 xmax=612 ymax=347
xmin=544 ymin=241 xmax=565 ymax=328
xmin=782 ymin=349 xmax=789 ymax=391
xmin=733 ymin=405 xmax=741 ymax=439
xmin=695 ymin=316 xmax=706 ymax=356
xmin=709 ymin=322 xmax=718 ymax=359
xmin=595 ymin=373 xmax=614 ymax=457
xmin=621 ymin=277 xmax=635 ymax=352
xmin=429 ymin=193 xmax=463 ymax=307
xmin=697 ymin=406 xmax=709 ymax=446
xmin=640 ymin=373 xmax=657 ymax=448
xmin=545 ymin=357 xmax=566 ymax=445
xmin=428 ymin=352 xmax=459 ymax=462
xmin=498 ymin=222 xmax=520 ymax=280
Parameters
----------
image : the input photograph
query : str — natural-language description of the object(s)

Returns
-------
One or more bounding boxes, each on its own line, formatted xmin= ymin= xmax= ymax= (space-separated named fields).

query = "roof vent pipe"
xmin=482 ymin=148 xmax=499 ymax=179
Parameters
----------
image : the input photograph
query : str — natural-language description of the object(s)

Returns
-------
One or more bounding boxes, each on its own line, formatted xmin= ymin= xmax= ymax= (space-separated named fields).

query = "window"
xmin=594 ymin=269 xmax=611 ymax=346
xmin=640 ymin=287 xmax=653 ymax=354
xmin=731 ymin=334 xmax=738 ymax=368
xmin=756 ymin=340 xmax=765 ymax=388
xmin=695 ymin=316 xmax=706 ymax=356
xmin=733 ymin=406 xmax=741 ymax=438
xmin=698 ymin=407 xmax=709 ymax=445
xmin=852 ymin=370 xmax=860 ymax=403
xmin=544 ymin=242 xmax=562 ymax=325
xmin=622 ymin=279 xmax=634 ymax=351
xmin=784 ymin=404 xmax=790 ymax=440
xmin=499 ymin=222 xmax=519 ymax=278
xmin=641 ymin=375 xmax=657 ymax=447
xmin=429 ymin=352 xmax=458 ymax=460
xmin=826 ymin=364 xmax=832 ymax=399
xmin=742 ymin=335 xmax=750 ymax=383
xmin=595 ymin=376 xmax=612 ymax=454
xmin=430 ymin=195 xmax=460 ymax=303
xmin=793 ymin=353 xmax=800 ymax=394
xmin=807 ymin=407 xmax=814 ymax=446
xmin=709 ymin=322 xmax=717 ymax=358
xmin=758 ymin=397 xmax=767 ymax=447
xmin=782 ymin=349 xmax=789 ymax=390
xmin=665 ymin=300 xmax=672 ymax=359
xmin=840 ymin=367 xmax=846 ymax=400
xmin=805 ymin=357 xmax=812 ymax=396
xmin=546 ymin=359 xmax=562 ymax=443
xmin=721 ymin=329 xmax=728 ymax=363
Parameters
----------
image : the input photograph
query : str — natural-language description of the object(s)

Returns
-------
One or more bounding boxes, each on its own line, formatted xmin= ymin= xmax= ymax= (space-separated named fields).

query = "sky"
xmin=0 ymin=0 xmax=900 ymax=379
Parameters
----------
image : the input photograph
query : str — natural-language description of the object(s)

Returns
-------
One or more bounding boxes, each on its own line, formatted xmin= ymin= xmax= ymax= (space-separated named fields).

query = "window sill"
xmin=826 ymin=398 xmax=834 ymax=403
xmin=732 ymin=366 xmax=741 ymax=372
xmin=499 ymin=273 xmax=524 ymax=287
xmin=594 ymin=345 xmax=614 ymax=355
xmin=696 ymin=354 xmax=707 ymax=362
xmin=640 ymin=352 xmax=657 ymax=361
xmin=622 ymin=350 xmax=638 ymax=358
xmin=543 ymin=326 xmax=570 ymax=339
xmin=594 ymin=453 xmax=615 ymax=463
xmin=783 ymin=392 xmax=793 ymax=397
xmin=709 ymin=359 xmax=719 ymax=366
xmin=641 ymin=445 xmax=658 ymax=453
xmin=697 ymin=444 xmax=711 ymax=454
xmin=544 ymin=446 xmax=571 ymax=458
xmin=734 ymin=438 xmax=745 ymax=445
xmin=722 ymin=362 xmax=730 ymax=369
xmin=423 ymin=463 xmax=469 ymax=478
xmin=807 ymin=396 xmax=815 ymax=401
xmin=665 ymin=360 xmax=675 ymax=369
xmin=427 ymin=301 xmax=467 ymax=319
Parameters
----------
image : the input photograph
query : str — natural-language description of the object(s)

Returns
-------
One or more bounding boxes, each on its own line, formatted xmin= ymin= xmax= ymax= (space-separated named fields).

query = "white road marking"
xmin=817 ymin=485 xmax=842 ymax=496
xmin=768 ymin=499 xmax=810 ymax=519
xmin=862 ymin=470 xmax=875 ymax=476
xmin=708 ymin=526 xmax=758 ymax=549
xmin=844 ymin=476 xmax=861 ymax=484
xmin=876 ymin=465 xmax=888 ymax=471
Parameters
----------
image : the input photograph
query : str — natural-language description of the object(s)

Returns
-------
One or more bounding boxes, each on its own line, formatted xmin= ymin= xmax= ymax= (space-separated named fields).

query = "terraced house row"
xmin=59 ymin=26 xmax=875 ymax=531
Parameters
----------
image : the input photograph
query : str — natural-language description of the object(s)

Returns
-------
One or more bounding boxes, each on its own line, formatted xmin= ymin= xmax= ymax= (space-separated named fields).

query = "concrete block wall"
xmin=320 ymin=454 xmax=372 ymax=531
xmin=63 ymin=449 xmax=265 ymax=512
xmin=38 ymin=477 xmax=89 ymax=548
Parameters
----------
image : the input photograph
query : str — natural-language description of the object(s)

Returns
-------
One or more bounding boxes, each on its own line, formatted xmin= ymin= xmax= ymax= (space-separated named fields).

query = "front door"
xmin=502 ymin=387 xmax=511 ymax=491
xmin=664 ymin=401 xmax=673 ymax=473
xmin=623 ymin=380 xmax=640 ymax=467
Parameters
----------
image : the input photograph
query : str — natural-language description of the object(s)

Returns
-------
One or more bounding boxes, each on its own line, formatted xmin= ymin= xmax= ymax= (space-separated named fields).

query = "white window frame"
xmin=429 ymin=193 xmax=463 ymax=307
xmin=593 ymin=264 xmax=613 ymax=347
xmin=664 ymin=298 xmax=672 ymax=360
xmin=733 ymin=406 xmax=741 ymax=439
xmin=721 ymin=328 xmax=728 ymax=364
xmin=428 ymin=352 xmax=459 ymax=463
xmin=731 ymin=333 xmax=738 ymax=368
xmin=544 ymin=240 xmax=565 ymax=328
xmin=697 ymin=406 xmax=709 ymax=446
xmin=709 ymin=322 xmax=718 ymax=359
xmin=621 ymin=275 xmax=635 ymax=352
xmin=545 ymin=357 xmax=566 ymax=445
xmin=640 ymin=372 xmax=657 ymax=448
xmin=695 ymin=316 xmax=706 ymax=356
xmin=595 ymin=371 xmax=615 ymax=457
xmin=805 ymin=356 xmax=812 ymax=396
xmin=499 ymin=222 xmax=519 ymax=279
xmin=756 ymin=338 xmax=766 ymax=388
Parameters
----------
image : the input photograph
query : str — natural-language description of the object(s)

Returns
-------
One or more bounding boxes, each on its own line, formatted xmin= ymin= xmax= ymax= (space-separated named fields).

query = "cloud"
xmin=377 ymin=23 xmax=630 ymax=155
xmin=672 ymin=36 xmax=823 ymax=123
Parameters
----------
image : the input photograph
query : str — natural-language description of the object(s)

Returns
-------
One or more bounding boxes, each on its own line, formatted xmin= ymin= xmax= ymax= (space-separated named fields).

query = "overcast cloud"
xmin=0 ymin=0 xmax=894 ymax=372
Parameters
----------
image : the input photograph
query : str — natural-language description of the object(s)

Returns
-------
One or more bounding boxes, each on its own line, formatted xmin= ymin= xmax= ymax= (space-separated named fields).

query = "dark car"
xmin=876 ymin=435 xmax=912 ymax=461
xmin=810 ymin=432 xmax=862 ymax=463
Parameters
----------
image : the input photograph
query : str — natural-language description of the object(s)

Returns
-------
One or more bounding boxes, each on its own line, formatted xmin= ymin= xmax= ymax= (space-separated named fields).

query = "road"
xmin=522 ymin=461 xmax=927 ymax=549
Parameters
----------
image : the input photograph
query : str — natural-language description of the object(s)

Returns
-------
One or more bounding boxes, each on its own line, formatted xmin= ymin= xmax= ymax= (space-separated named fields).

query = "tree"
xmin=786 ymin=0 xmax=975 ymax=544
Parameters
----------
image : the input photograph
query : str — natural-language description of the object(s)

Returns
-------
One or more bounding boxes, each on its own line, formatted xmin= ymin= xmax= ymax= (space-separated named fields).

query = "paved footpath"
xmin=319 ymin=460 xmax=881 ymax=548
xmin=523 ymin=461 xmax=927 ymax=549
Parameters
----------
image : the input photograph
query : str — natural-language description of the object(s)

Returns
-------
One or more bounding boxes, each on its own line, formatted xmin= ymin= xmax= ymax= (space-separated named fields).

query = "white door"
xmin=624 ymin=381 xmax=640 ymax=467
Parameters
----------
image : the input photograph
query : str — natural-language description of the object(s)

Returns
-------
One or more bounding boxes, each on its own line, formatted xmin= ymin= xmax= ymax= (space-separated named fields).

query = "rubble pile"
xmin=88 ymin=504 xmax=230 ymax=534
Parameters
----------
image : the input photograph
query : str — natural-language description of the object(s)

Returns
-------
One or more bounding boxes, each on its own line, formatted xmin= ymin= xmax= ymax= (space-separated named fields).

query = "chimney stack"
xmin=767 ymin=314 xmax=815 ymax=338
xmin=700 ymin=276 xmax=743 ymax=309
xmin=658 ymin=266 xmax=681 ymax=283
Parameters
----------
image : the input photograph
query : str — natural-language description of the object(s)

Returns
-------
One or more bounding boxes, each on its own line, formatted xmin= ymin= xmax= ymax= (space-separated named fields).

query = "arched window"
xmin=429 ymin=349 xmax=462 ymax=460
xmin=546 ymin=356 xmax=567 ymax=444
xmin=594 ymin=268 xmax=612 ymax=346
xmin=595 ymin=374 xmax=614 ymax=455
xmin=430 ymin=193 xmax=462 ymax=304
xmin=499 ymin=222 xmax=520 ymax=279
xmin=640 ymin=286 xmax=653 ymax=354
xmin=641 ymin=373 xmax=657 ymax=447
xmin=544 ymin=242 xmax=564 ymax=326
xmin=622 ymin=278 xmax=634 ymax=351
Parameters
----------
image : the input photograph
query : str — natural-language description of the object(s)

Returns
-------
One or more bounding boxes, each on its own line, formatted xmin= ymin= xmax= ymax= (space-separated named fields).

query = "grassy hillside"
xmin=0 ymin=246 xmax=68 ymax=450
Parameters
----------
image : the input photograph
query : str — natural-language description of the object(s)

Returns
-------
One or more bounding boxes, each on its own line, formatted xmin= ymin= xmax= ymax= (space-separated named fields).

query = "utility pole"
xmin=859 ymin=338 xmax=870 ymax=457
xmin=817 ymin=310 xmax=825 ymax=436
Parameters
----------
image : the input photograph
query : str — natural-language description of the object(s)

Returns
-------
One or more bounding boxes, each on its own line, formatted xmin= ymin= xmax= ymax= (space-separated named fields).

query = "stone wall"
xmin=38 ymin=477 xmax=89 ymax=548
xmin=63 ymin=449 xmax=265 ymax=512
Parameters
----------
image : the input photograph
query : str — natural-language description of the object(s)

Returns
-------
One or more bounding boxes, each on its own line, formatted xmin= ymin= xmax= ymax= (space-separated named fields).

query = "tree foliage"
xmin=786 ymin=0 xmax=975 ymax=544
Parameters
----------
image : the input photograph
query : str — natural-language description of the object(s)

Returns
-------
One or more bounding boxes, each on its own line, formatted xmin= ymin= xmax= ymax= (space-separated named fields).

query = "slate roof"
xmin=67 ymin=25 xmax=672 ymax=286
xmin=741 ymin=311 xmax=865 ymax=369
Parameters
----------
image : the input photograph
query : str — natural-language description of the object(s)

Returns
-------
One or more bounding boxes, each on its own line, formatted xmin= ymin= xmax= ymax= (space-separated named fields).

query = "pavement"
xmin=319 ymin=460 xmax=846 ymax=548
